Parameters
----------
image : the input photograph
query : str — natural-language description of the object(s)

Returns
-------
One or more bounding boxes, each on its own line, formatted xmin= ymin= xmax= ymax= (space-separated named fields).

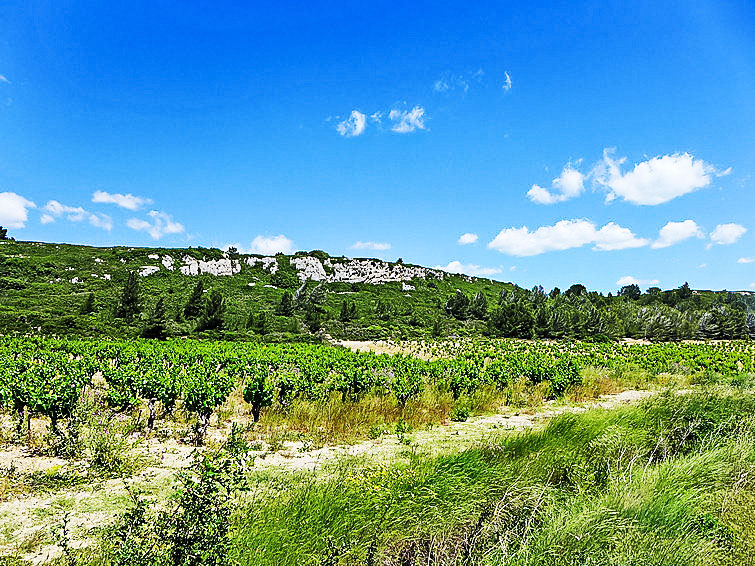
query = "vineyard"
xmin=2 ymin=336 xmax=755 ymax=448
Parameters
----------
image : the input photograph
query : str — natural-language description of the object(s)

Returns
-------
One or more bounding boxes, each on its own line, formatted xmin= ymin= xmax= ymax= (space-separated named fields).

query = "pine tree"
xmin=115 ymin=271 xmax=140 ymax=321
xmin=79 ymin=292 xmax=95 ymax=315
xmin=142 ymin=297 xmax=169 ymax=339
xmin=184 ymin=280 xmax=205 ymax=319
xmin=276 ymin=291 xmax=295 ymax=316
xmin=195 ymin=290 xmax=225 ymax=332
xmin=469 ymin=292 xmax=488 ymax=319
xmin=247 ymin=311 xmax=269 ymax=335
xmin=0 ymin=226 xmax=7 ymax=239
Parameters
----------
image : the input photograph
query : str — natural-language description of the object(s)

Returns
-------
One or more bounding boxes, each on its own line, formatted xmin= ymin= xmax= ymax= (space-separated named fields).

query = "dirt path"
xmin=0 ymin=389 xmax=653 ymax=563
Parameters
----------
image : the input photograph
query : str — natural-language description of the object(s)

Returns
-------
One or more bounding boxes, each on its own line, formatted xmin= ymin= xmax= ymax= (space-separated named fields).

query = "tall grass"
xmin=230 ymin=388 xmax=755 ymax=565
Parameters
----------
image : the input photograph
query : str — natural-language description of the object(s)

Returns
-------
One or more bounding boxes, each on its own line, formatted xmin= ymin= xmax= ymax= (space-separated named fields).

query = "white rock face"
xmin=179 ymin=256 xmax=241 ymax=277
xmin=94 ymin=258 xmax=103 ymax=264
xmin=104 ymin=274 xmax=111 ymax=280
xmin=148 ymin=254 xmax=159 ymax=260
xmin=70 ymin=277 xmax=79 ymax=284
xmin=402 ymin=283 xmax=415 ymax=291
xmin=292 ymin=256 xmax=328 ymax=281
xmin=139 ymin=266 xmax=160 ymax=277
xmin=162 ymin=255 xmax=175 ymax=270
xmin=325 ymin=258 xmax=443 ymax=284
xmin=246 ymin=256 xmax=279 ymax=274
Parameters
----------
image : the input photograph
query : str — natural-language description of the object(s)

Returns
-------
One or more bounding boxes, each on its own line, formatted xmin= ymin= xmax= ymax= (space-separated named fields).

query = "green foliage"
xmin=0 ymin=226 xmax=7 ymax=239
xmin=141 ymin=297 xmax=169 ymax=339
xmin=276 ymin=291 xmax=295 ymax=316
xmin=114 ymin=271 xmax=140 ymax=321
xmin=79 ymin=292 xmax=95 ymax=315
xmin=242 ymin=365 xmax=275 ymax=422
xmin=445 ymin=289 xmax=470 ymax=320
xmin=195 ymin=290 xmax=225 ymax=332
xmin=184 ymin=280 xmax=205 ymax=319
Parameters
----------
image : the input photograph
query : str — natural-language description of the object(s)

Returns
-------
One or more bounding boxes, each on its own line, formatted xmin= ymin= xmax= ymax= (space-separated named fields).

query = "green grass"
xmin=228 ymin=388 xmax=755 ymax=566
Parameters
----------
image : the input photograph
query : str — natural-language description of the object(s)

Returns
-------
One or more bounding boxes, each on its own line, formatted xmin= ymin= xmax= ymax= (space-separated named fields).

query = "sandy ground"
xmin=0 ymin=388 xmax=653 ymax=563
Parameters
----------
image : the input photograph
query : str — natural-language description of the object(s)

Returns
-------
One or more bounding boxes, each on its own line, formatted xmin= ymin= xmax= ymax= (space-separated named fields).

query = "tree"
xmin=565 ymin=284 xmax=587 ymax=298
xmin=445 ymin=290 xmax=470 ymax=320
xmin=195 ymin=290 xmax=225 ymax=332
xmin=247 ymin=311 xmax=269 ymax=335
xmin=339 ymin=300 xmax=357 ymax=322
xmin=0 ymin=226 xmax=7 ymax=239
xmin=183 ymin=280 xmax=205 ymax=319
xmin=469 ymin=292 xmax=488 ymax=319
xmin=276 ymin=291 xmax=295 ymax=316
xmin=79 ymin=292 xmax=95 ymax=315
xmin=618 ymin=284 xmax=641 ymax=300
xmin=142 ymin=297 xmax=169 ymax=340
xmin=115 ymin=271 xmax=140 ymax=321
xmin=375 ymin=299 xmax=392 ymax=321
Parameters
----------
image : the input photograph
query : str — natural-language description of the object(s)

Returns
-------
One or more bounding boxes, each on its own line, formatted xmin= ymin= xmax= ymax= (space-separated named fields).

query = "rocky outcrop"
xmin=179 ymin=256 xmax=241 ymax=277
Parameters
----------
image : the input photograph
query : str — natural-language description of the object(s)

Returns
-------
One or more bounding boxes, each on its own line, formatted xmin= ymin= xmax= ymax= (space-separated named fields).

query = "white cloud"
xmin=250 ymin=234 xmax=294 ymax=255
xmin=369 ymin=111 xmax=382 ymax=124
xmin=488 ymin=219 xmax=648 ymax=256
xmin=433 ymin=70 xmax=484 ymax=93
xmin=709 ymin=223 xmax=746 ymax=246
xmin=43 ymin=200 xmax=88 ymax=222
xmin=433 ymin=79 xmax=450 ymax=92
xmin=738 ymin=257 xmax=754 ymax=264
xmin=698 ymin=263 xmax=707 ymax=268
xmin=0 ymin=192 xmax=36 ymax=228
xmin=591 ymin=149 xmax=718 ymax=205
xmin=616 ymin=276 xmax=660 ymax=286
xmin=502 ymin=72 xmax=512 ymax=91
xmin=457 ymin=233 xmax=478 ymax=245
xmin=92 ymin=190 xmax=153 ymax=210
xmin=435 ymin=261 xmax=501 ymax=277
xmin=651 ymin=220 xmax=705 ymax=249
xmin=40 ymin=214 xmax=55 ymax=224
xmin=527 ymin=162 xmax=585 ymax=204
xmin=0 ymin=75 xmax=9 ymax=84
xmin=126 ymin=210 xmax=185 ymax=240
xmin=389 ymin=106 xmax=426 ymax=133
xmin=336 ymin=110 xmax=367 ymax=137
xmin=88 ymin=213 xmax=113 ymax=231
xmin=351 ymin=241 xmax=391 ymax=251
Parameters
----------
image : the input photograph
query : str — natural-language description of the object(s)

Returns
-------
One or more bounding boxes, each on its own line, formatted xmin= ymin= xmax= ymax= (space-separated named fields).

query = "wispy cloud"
xmin=336 ymin=110 xmax=367 ymax=137
xmin=88 ymin=213 xmax=113 ymax=231
xmin=389 ymin=106 xmax=426 ymax=133
xmin=738 ymin=257 xmax=754 ymax=264
xmin=502 ymin=72 xmax=512 ymax=91
xmin=127 ymin=210 xmax=185 ymax=240
xmin=709 ymin=223 xmax=747 ymax=247
xmin=432 ymin=69 xmax=484 ymax=93
xmin=351 ymin=241 xmax=391 ymax=251
xmin=435 ymin=260 xmax=501 ymax=277
xmin=616 ymin=275 xmax=660 ymax=286
xmin=527 ymin=161 xmax=585 ymax=204
xmin=488 ymin=219 xmax=648 ymax=256
xmin=92 ymin=190 xmax=153 ymax=211
xmin=651 ymin=220 xmax=705 ymax=249
xmin=0 ymin=75 xmax=9 ymax=84
xmin=0 ymin=192 xmax=35 ymax=229
xmin=457 ymin=233 xmax=478 ymax=245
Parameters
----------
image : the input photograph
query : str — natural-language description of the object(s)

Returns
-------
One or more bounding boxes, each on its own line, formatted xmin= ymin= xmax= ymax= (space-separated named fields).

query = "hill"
xmin=0 ymin=239 xmax=753 ymax=341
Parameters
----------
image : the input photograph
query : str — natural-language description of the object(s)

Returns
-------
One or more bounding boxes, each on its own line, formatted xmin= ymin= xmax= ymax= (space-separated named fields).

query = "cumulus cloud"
xmin=0 ymin=192 xmax=36 ymax=228
xmin=651 ymin=220 xmax=705 ymax=249
xmin=41 ymin=200 xmax=113 ymax=231
xmin=336 ymin=110 xmax=367 ymax=137
xmin=389 ymin=106 xmax=426 ymax=133
xmin=249 ymin=234 xmax=294 ymax=255
xmin=435 ymin=261 xmax=501 ymax=277
xmin=502 ymin=72 xmax=512 ymax=91
xmin=351 ymin=241 xmax=391 ymax=251
xmin=616 ymin=276 xmax=660 ymax=286
xmin=88 ymin=213 xmax=113 ymax=231
xmin=709 ymin=223 xmax=747 ymax=246
xmin=92 ymin=190 xmax=152 ymax=210
xmin=527 ymin=162 xmax=585 ymax=204
xmin=127 ymin=210 xmax=185 ymax=240
xmin=457 ymin=233 xmax=478 ymax=245
xmin=488 ymin=219 xmax=648 ymax=256
xmin=738 ymin=257 xmax=754 ymax=264
xmin=43 ymin=200 xmax=88 ymax=222
xmin=591 ymin=149 xmax=718 ymax=205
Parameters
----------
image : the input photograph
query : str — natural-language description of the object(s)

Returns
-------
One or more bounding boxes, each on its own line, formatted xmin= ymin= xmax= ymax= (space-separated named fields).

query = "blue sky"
xmin=0 ymin=1 xmax=753 ymax=292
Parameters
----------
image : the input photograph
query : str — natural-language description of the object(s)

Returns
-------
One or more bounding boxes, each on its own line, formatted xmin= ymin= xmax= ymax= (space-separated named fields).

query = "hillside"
xmin=0 ymin=239 xmax=753 ymax=341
